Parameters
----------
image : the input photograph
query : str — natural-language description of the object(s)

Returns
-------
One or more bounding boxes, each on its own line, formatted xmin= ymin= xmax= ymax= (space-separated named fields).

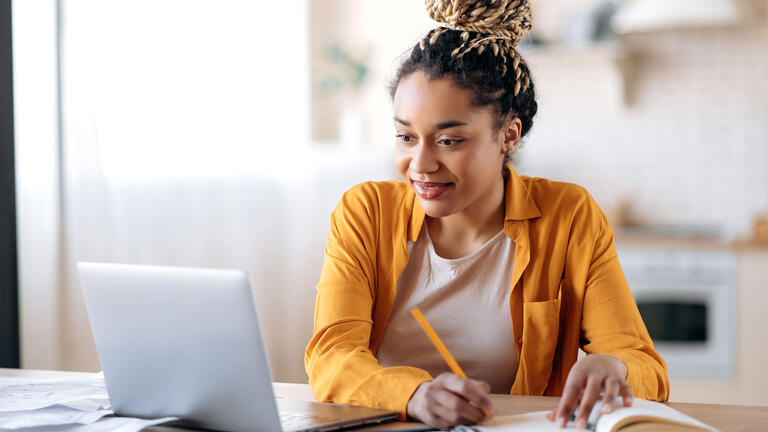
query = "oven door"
xmin=631 ymin=282 xmax=734 ymax=379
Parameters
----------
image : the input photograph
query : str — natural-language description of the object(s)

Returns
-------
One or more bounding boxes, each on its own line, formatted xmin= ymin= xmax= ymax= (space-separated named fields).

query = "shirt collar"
xmin=503 ymin=164 xmax=542 ymax=222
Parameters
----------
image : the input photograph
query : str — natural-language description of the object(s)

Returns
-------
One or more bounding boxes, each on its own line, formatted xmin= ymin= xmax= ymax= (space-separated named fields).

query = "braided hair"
xmin=390 ymin=0 xmax=538 ymax=164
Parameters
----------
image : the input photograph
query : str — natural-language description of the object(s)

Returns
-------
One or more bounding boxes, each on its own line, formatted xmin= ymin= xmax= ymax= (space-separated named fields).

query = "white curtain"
xmin=53 ymin=0 xmax=398 ymax=381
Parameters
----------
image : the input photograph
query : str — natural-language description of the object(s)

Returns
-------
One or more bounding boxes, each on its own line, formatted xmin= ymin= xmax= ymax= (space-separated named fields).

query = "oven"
xmin=616 ymin=248 xmax=736 ymax=379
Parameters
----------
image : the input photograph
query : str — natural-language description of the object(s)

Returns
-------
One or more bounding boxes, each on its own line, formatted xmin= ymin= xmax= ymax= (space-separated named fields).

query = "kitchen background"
xmin=13 ymin=0 xmax=768 ymax=408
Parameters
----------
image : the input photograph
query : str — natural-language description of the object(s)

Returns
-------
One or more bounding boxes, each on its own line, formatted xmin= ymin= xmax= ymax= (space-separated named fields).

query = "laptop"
xmin=78 ymin=262 xmax=398 ymax=432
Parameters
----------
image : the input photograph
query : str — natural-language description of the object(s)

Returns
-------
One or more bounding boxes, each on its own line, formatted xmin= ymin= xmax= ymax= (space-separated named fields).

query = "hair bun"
xmin=425 ymin=0 xmax=532 ymax=45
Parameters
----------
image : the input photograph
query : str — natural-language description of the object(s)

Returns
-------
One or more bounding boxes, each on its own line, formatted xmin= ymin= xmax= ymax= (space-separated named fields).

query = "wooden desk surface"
xmin=3 ymin=369 xmax=767 ymax=431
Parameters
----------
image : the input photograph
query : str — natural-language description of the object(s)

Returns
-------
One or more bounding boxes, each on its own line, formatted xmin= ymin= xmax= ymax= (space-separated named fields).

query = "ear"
xmin=499 ymin=116 xmax=523 ymax=155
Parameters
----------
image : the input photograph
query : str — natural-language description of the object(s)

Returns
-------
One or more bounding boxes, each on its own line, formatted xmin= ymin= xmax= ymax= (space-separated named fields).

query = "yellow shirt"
xmin=305 ymin=166 xmax=670 ymax=418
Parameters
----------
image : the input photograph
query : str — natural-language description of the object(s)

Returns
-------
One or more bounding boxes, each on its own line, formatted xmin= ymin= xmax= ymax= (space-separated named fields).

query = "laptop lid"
xmin=78 ymin=262 xmax=396 ymax=432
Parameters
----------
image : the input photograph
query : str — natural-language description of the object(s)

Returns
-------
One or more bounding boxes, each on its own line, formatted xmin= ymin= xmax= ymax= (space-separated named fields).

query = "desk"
xmin=2 ymin=369 xmax=767 ymax=431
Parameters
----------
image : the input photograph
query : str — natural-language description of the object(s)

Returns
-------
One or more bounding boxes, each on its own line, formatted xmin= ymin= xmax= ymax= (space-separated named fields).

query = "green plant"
xmin=317 ymin=44 xmax=369 ymax=96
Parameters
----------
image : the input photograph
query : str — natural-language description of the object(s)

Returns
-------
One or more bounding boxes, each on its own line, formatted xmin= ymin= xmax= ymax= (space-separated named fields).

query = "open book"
xmin=476 ymin=399 xmax=718 ymax=432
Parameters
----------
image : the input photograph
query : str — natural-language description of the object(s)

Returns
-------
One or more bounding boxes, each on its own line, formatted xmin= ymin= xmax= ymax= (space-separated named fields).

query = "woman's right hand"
xmin=406 ymin=373 xmax=496 ymax=429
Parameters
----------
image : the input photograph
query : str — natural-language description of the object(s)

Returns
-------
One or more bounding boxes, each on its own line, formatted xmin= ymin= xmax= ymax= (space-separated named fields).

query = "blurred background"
xmin=4 ymin=0 xmax=768 ymax=408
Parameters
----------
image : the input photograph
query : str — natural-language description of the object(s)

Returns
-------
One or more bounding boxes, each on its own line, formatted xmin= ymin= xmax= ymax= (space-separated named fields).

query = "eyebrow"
xmin=393 ymin=116 xmax=468 ymax=130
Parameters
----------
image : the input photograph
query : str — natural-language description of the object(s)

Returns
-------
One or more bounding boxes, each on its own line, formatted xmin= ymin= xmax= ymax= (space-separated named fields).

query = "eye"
xmin=396 ymin=134 xmax=415 ymax=144
xmin=438 ymin=138 xmax=463 ymax=146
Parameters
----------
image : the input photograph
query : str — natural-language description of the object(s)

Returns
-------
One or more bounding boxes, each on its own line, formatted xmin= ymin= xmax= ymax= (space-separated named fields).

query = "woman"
xmin=305 ymin=0 xmax=669 ymax=429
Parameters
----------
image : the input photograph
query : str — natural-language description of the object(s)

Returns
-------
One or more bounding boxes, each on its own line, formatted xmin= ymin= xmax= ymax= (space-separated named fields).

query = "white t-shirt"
xmin=376 ymin=224 xmax=519 ymax=393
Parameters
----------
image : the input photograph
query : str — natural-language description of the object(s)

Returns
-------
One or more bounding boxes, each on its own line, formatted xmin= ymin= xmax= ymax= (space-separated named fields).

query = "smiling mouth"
xmin=412 ymin=180 xmax=454 ymax=200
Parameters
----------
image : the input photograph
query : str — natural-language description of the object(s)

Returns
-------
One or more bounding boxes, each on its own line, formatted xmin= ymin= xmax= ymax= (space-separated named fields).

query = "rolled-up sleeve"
xmin=579 ymin=211 xmax=670 ymax=401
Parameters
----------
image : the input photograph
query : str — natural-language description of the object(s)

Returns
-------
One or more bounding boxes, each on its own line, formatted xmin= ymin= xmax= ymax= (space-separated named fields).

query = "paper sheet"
xmin=0 ymin=375 xmax=109 ymax=412
xmin=0 ymin=415 xmax=178 ymax=432
xmin=0 ymin=405 xmax=113 ymax=429
xmin=0 ymin=374 xmax=176 ymax=431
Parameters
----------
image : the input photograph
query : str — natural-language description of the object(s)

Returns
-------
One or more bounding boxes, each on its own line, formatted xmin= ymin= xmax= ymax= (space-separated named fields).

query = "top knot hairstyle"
xmin=391 ymin=0 xmax=538 ymax=149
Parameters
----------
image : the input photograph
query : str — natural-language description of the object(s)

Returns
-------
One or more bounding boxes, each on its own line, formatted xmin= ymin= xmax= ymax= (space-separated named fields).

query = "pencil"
xmin=410 ymin=307 xmax=491 ymax=419
xmin=410 ymin=307 xmax=467 ymax=379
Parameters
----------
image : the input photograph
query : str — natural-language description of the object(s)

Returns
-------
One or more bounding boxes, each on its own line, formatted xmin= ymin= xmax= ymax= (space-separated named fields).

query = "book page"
xmin=596 ymin=399 xmax=717 ymax=432
xmin=477 ymin=410 xmax=582 ymax=431
xmin=476 ymin=400 xmax=717 ymax=432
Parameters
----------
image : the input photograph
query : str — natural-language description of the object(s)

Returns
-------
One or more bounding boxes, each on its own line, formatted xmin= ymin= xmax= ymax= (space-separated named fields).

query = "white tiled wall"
xmin=517 ymin=27 xmax=768 ymax=239
xmin=311 ymin=0 xmax=768 ymax=239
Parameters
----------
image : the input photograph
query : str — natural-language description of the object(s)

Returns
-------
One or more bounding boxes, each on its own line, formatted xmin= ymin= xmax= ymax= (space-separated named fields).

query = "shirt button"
xmin=517 ymin=337 xmax=523 ymax=345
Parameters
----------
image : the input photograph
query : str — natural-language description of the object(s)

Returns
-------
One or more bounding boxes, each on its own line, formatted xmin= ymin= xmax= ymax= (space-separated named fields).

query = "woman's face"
xmin=393 ymin=71 xmax=514 ymax=218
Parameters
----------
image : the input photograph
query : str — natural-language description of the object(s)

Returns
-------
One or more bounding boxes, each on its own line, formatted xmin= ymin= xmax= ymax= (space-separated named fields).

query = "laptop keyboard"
xmin=279 ymin=412 xmax=340 ymax=431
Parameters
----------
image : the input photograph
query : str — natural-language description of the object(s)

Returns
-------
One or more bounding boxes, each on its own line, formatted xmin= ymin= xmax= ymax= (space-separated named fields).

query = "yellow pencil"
xmin=410 ymin=307 xmax=467 ymax=379
xmin=410 ymin=307 xmax=491 ymax=419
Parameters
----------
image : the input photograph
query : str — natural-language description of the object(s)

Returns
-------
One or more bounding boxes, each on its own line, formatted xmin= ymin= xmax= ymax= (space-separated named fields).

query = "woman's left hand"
xmin=546 ymin=354 xmax=633 ymax=428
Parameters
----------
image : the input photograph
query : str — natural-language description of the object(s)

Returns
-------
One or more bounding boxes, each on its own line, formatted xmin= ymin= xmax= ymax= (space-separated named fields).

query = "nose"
xmin=410 ymin=141 xmax=439 ymax=174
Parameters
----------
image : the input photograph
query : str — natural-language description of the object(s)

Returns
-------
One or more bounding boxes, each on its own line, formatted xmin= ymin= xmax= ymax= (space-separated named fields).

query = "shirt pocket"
xmin=519 ymin=280 xmax=563 ymax=395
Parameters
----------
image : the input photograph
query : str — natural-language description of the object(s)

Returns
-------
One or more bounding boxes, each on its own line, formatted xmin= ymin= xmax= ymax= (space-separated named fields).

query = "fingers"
xmin=601 ymin=378 xmax=620 ymax=414
xmin=574 ymin=376 xmax=603 ymax=428
xmin=545 ymin=410 xmax=555 ymax=422
xmin=551 ymin=380 xmax=634 ymax=429
xmin=432 ymin=389 xmax=486 ymax=425
xmin=620 ymin=381 xmax=634 ymax=407
xmin=553 ymin=377 xmax=584 ymax=428
xmin=436 ymin=373 xmax=495 ymax=416
xmin=425 ymin=402 xmax=459 ymax=430
xmin=408 ymin=373 xmax=494 ymax=428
